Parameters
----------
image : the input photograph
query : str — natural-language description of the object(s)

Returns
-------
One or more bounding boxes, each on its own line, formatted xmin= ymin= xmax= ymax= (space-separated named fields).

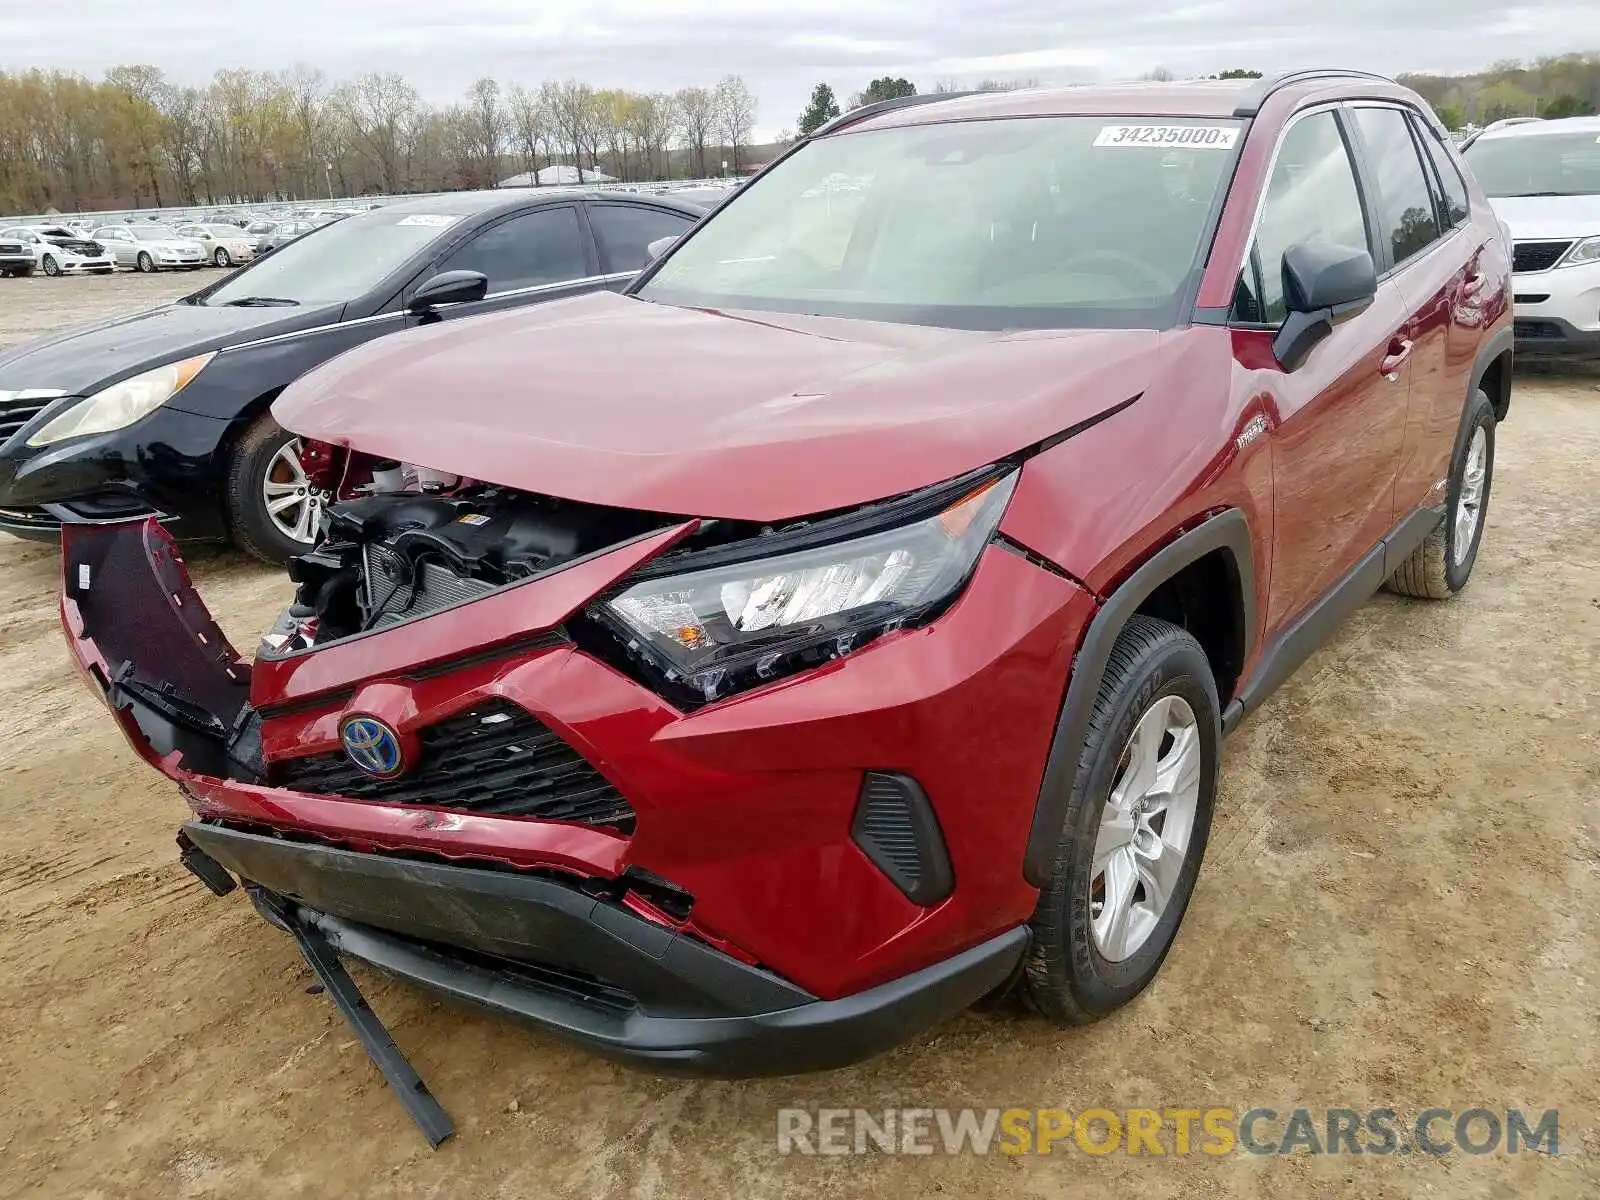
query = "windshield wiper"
xmin=220 ymin=296 xmax=300 ymax=307
xmin=1504 ymin=191 xmax=1572 ymax=198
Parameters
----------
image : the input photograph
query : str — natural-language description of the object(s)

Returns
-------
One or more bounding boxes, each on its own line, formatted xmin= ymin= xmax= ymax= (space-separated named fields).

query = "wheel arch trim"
xmin=1022 ymin=508 xmax=1254 ymax=887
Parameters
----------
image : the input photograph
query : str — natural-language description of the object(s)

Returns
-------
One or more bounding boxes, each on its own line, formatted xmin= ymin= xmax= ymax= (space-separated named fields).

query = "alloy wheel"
xmin=1452 ymin=425 xmax=1488 ymax=567
xmin=261 ymin=438 xmax=329 ymax=545
xmin=215 ymin=248 xmax=231 ymax=267
xmin=42 ymin=255 xmax=60 ymax=277
xmin=1090 ymin=694 xmax=1202 ymax=962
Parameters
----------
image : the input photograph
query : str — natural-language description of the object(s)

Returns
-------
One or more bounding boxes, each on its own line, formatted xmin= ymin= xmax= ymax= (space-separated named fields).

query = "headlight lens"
xmin=1559 ymin=235 xmax=1600 ymax=268
xmin=600 ymin=471 xmax=1018 ymax=704
xmin=25 ymin=353 xmax=213 ymax=447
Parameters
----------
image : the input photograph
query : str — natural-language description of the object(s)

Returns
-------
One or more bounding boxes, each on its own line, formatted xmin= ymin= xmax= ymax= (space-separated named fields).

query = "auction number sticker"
xmin=396 ymin=214 xmax=458 ymax=227
xmin=1094 ymin=125 xmax=1240 ymax=149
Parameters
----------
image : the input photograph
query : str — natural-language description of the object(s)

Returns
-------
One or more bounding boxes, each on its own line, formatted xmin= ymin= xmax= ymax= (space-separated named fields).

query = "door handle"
xmin=1381 ymin=337 xmax=1413 ymax=380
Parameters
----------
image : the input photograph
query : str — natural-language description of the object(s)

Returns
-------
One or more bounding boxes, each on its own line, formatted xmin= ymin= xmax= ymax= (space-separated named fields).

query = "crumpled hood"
xmin=1487 ymin=193 xmax=1600 ymax=242
xmin=0 ymin=301 xmax=341 ymax=396
xmin=274 ymin=291 xmax=1163 ymax=522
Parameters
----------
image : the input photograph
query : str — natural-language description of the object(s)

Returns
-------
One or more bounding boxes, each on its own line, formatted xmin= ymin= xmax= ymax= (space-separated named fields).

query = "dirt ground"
xmin=0 ymin=273 xmax=1595 ymax=1198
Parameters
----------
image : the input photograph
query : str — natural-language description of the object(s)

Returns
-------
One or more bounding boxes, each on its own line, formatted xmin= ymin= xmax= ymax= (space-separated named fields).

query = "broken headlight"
xmin=598 ymin=471 xmax=1017 ymax=704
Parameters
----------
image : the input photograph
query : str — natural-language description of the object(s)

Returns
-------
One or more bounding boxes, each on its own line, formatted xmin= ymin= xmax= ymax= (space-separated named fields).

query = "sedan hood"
xmin=1487 ymin=193 xmax=1600 ymax=241
xmin=0 ymin=301 xmax=342 ymax=396
xmin=274 ymin=291 xmax=1163 ymax=522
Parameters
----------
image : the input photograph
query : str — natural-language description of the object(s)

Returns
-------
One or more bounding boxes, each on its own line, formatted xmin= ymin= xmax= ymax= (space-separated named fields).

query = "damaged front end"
xmin=56 ymin=458 xmax=1044 ymax=1117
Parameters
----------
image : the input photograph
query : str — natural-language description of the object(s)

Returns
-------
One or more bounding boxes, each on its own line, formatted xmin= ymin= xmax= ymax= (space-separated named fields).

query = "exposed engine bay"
xmin=267 ymin=468 xmax=674 ymax=653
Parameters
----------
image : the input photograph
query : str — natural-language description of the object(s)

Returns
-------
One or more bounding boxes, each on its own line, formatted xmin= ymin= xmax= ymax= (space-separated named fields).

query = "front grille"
xmin=0 ymin=397 xmax=54 ymax=444
xmin=271 ymin=699 xmax=635 ymax=829
xmin=362 ymin=543 xmax=496 ymax=629
xmin=1512 ymin=241 xmax=1572 ymax=273
xmin=1515 ymin=319 xmax=1568 ymax=341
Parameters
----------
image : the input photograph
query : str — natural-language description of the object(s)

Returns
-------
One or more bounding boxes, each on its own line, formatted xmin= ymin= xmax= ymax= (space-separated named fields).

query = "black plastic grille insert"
xmin=271 ymin=700 xmax=634 ymax=830
xmin=1512 ymin=241 xmax=1571 ymax=273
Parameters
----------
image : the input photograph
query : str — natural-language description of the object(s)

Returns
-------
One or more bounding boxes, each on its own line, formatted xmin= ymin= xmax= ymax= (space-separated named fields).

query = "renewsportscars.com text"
xmin=775 ymin=1107 xmax=1560 ymax=1157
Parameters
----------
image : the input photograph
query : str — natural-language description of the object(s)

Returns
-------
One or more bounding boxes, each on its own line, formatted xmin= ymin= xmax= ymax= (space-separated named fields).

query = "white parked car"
xmin=0 ymin=226 xmax=116 ymax=276
xmin=91 ymin=225 xmax=207 ymax=272
xmin=1462 ymin=115 xmax=1600 ymax=360
xmin=176 ymin=223 xmax=258 ymax=267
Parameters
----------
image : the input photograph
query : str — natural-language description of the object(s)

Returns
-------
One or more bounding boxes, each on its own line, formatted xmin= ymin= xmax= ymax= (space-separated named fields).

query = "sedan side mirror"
xmin=408 ymin=269 xmax=489 ymax=313
xmin=1273 ymin=242 xmax=1377 ymax=371
xmin=646 ymin=235 xmax=679 ymax=260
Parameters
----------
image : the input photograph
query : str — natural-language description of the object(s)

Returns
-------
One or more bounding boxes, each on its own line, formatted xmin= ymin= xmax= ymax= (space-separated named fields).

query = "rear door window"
xmin=1414 ymin=120 xmax=1471 ymax=229
xmin=436 ymin=206 xmax=589 ymax=292
xmin=588 ymin=204 xmax=696 ymax=273
xmin=1351 ymin=107 xmax=1444 ymax=267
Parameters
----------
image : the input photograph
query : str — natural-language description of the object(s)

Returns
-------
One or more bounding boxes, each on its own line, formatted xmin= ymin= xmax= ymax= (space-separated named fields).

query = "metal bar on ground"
xmin=251 ymin=887 xmax=455 ymax=1149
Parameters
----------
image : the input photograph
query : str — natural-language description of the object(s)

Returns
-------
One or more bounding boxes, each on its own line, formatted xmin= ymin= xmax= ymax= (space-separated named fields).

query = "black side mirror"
xmin=645 ymin=235 xmax=678 ymax=260
xmin=1272 ymin=242 xmax=1377 ymax=371
xmin=408 ymin=269 xmax=489 ymax=313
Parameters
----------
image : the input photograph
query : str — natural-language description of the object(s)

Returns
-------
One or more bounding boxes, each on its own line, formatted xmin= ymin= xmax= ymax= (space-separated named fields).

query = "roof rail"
xmin=1232 ymin=69 xmax=1396 ymax=117
xmin=811 ymin=90 xmax=980 ymax=138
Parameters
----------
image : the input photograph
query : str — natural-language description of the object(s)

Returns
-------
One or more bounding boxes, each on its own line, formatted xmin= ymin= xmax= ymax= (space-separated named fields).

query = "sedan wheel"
xmin=262 ymin=439 xmax=328 ymax=546
xmin=42 ymin=255 xmax=61 ymax=277
xmin=214 ymin=247 xmax=232 ymax=267
xmin=136 ymin=252 xmax=155 ymax=273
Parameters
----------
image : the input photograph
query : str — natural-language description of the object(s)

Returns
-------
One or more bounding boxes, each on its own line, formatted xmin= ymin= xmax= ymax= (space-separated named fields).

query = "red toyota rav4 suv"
xmin=61 ymin=72 xmax=1511 ymax=1092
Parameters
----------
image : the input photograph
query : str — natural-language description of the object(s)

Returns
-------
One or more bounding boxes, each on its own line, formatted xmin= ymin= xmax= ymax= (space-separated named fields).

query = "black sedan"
xmin=0 ymin=189 xmax=706 ymax=560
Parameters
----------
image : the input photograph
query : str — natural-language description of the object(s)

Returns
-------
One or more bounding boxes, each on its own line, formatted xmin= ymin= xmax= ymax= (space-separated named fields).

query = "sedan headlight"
xmin=1559 ymin=235 xmax=1600 ymax=268
xmin=598 ymin=471 xmax=1019 ymax=704
xmin=25 ymin=354 xmax=214 ymax=447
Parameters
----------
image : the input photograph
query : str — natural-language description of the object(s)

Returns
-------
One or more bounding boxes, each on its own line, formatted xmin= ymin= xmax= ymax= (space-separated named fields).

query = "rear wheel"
xmin=223 ymin=413 xmax=330 ymax=563
xmin=1023 ymin=615 xmax=1220 ymax=1024
xmin=214 ymin=247 xmax=232 ymax=267
xmin=135 ymin=251 xmax=155 ymax=274
xmin=42 ymin=254 xmax=60 ymax=277
xmin=1386 ymin=389 xmax=1495 ymax=600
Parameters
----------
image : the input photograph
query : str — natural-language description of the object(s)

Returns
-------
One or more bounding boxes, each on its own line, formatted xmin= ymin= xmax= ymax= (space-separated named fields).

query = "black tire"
xmin=1023 ymin=615 xmax=1220 ymax=1024
xmin=1386 ymin=389 xmax=1496 ymax=600
xmin=223 ymin=413 xmax=317 ymax=564
xmin=214 ymin=247 xmax=231 ymax=267
xmin=42 ymin=254 xmax=60 ymax=277
xmin=136 ymin=251 xmax=155 ymax=273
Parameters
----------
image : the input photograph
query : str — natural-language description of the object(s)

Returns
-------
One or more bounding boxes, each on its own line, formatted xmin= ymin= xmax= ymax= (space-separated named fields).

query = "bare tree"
xmin=674 ymin=85 xmax=714 ymax=178
xmin=549 ymin=79 xmax=601 ymax=181
xmin=712 ymin=76 xmax=756 ymax=173
xmin=464 ymin=77 xmax=504 ymax=187
xmin=333 ymin=71 xmax=422 ymax=193
xmin=506 ymin=83 xmax=545 ymax=184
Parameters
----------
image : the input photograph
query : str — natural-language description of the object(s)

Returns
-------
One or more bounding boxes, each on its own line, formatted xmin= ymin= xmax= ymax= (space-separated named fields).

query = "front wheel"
xmin=223 ymin=413 xmax=330 ymax=563
xmin=42 ymin=254 xmax=60 ymax=277
xmin=1023 ymin=615 xmax=1220 ymax=1024
xmin=214 ymin=247 xmax=232 ymax=267
xmin=135 ymin=252 xmax=155 ymax=274
xmin=1386 ymin=389 xmax=1495 ymax=600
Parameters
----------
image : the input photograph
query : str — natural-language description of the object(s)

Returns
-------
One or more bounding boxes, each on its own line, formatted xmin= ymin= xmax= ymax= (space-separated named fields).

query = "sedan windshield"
xmin=638 ymin=116 xmax=1243 ymax=329
xmin=1463 ymin=131 xmax=1600 ymax=197
xmin=131 ymin=226 xmax=179 ymax=241
xmin=203 ymin=209 xmax=459 ymax=306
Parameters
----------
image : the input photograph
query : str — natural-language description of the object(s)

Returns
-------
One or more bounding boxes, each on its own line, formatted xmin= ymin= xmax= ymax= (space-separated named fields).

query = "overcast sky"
xmin=4 ymin=0 xmax=1600 ymax=139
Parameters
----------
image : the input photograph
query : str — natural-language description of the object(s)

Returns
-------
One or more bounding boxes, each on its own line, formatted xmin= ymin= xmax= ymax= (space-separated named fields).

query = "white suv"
xmin=1462 ymin=115 xmax=1600 ymax=359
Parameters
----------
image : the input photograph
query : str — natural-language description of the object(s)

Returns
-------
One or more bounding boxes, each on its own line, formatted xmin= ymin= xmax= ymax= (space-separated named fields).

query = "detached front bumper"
xmin=61 ymin=516 xmax=1092 ymax=1071
xmin=185 ymin=820 xmax=1027 ymax=1076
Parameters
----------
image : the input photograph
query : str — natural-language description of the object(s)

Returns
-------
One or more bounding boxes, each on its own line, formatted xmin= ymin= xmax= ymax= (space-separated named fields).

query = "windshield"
xmin=638 ymin=116 xmax=1242 ymax=329
xmin=203 ymin=208 xmax=459 ymax=306
xmin=132 ymin=226 xmax=179 ymax=241
xmin=1464 ymin=131 xmax=1600 ymax=197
